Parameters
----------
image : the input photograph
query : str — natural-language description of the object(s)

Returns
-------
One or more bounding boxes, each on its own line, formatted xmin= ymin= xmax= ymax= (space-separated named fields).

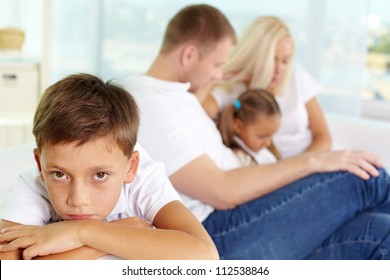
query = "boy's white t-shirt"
xmin=212 ymin=68 xmax=320 ymax=158
xmin=126 ymin=75 xmax=244 ymax=222
xmin=0 ymin=143 xmax=181 ymax=226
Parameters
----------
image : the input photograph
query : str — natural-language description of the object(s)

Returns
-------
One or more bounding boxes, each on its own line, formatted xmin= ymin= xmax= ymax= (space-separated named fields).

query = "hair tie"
xmin=233 ymin=99 xmax=241 ymax=110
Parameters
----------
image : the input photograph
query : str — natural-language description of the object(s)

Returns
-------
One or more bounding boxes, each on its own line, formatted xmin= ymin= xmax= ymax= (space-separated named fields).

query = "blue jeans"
xmin=202 ymin=168 xmax=390 ymax=259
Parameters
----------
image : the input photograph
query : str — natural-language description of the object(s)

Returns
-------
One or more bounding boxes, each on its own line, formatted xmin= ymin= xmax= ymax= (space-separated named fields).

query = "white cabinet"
xmin=0 ymin=62 xmax=40 ymax=115
xmin=0 ymin=61 xmax=39 ymax=148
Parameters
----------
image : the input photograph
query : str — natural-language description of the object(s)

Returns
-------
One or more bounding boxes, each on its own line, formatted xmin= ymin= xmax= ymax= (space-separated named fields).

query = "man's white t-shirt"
xmin=126 ymin=75 xmax=244 ymax=222
xmin=0 ymin=143 xmax=181 ymax=226
xmin=212 ymin=68 xmax=320 ymax=158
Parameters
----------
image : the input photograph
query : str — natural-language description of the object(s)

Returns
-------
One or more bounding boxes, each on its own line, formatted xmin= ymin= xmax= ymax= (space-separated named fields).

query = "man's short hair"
xmin=161 ymin=4 xmax=236 ymax=54
xmin=33 ymin=73 xmax=139 ymax=156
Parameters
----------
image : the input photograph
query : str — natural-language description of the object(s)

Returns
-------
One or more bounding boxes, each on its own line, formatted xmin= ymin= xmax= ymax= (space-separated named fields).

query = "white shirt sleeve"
xmin=295 ymin=68 xmax=321 ymax=103
xmin=127 ymin=144 xmax=181 ymax=223
xmin=0 ymin=169 xmax=59 ymax=226
xmin=137 ymin=97 xmax=205 ymax=176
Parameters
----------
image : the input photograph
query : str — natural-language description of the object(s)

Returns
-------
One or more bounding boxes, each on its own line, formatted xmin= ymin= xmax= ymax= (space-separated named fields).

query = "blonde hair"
xmin=222 ymin=16 xmax=295 ymax=96
xmin=218 ymin=89 xmax=281 ymax=160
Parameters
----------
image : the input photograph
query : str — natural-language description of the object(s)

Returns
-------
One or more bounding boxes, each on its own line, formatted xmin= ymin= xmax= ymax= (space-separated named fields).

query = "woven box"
xmin=0 ymin=28 xmax=25 ymax=50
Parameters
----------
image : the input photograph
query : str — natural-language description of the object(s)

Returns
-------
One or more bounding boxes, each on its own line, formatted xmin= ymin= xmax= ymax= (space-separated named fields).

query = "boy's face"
xmin=186 ymin=37 xmax=233 ymax=92
xmin=33 ymin=137 xmax=139 ymax=221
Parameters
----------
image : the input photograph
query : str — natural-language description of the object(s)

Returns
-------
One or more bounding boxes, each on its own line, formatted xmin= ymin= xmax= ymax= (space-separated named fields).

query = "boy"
xmin=0 ymin=73 xmax=218 ymax=260
xmin=125 ymin=4 xmax=390 ymax=259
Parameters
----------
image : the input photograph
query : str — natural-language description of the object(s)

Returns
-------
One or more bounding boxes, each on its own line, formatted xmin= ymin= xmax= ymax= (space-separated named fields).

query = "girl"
xmin=218 ymin=88 xmax=282 ymax=165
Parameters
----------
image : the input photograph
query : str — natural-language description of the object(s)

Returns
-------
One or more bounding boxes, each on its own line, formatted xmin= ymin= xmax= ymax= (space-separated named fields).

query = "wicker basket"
xmin=0 ymin=28 xmax=25 ymax=50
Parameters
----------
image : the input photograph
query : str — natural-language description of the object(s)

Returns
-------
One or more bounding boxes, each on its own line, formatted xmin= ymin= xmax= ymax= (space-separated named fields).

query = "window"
xmin=0 ymin=0 xmax=43 ymax=58
xmin=1 ymin=0 xmax=389 ymax=121
xmin=362 ymin=0 xmax=390 ymax=120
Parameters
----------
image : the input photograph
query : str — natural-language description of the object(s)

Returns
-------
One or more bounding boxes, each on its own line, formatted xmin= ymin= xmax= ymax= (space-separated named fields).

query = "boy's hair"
xmin=218 ymin=89 xmax=281 ymax=159
xmin=223 ymin=16 xmax=294 ymax=96
xmin=33 ymin=73 xmax=139 ymax=156
xmin=160 ymin=4 xmax=236 ymax=55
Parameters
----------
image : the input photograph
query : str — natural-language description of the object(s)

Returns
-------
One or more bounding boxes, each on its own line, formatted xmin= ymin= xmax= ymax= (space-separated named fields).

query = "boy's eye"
xmin=50 ymin=171 xmax=68 ymax=180
xmin=93 ymin=172 xmax=108 ymax=181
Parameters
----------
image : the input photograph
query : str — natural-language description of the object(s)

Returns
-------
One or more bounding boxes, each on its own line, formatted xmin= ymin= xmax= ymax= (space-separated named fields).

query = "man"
xmin=126 ymin=4 xmax=390 ymax=259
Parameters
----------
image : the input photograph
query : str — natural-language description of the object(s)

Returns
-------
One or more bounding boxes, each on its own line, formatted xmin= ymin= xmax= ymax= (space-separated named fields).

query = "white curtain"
xmin=1 ymin=0 xmax=373 ymax=117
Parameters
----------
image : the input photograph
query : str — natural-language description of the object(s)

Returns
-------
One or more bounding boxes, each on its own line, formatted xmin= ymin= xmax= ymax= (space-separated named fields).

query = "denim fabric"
xmin=202 ymin=168 xmax=390 ymax=259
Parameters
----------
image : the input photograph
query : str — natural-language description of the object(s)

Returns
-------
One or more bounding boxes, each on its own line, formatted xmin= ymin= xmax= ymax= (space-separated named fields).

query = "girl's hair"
xmin=218 ymin=89 xmax=281 ymax=159
xmin=160 ymin=4 xmax=236 ymax=55
xmin=33 ymin=73 xmax=139 ymax=156
xmin=222 ymin=16 xmax=294 ymax=96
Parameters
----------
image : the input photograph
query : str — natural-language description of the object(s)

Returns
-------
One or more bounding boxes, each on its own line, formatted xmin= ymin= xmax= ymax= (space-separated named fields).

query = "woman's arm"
xmin=305 ymin=97 xmax=332 ymax=153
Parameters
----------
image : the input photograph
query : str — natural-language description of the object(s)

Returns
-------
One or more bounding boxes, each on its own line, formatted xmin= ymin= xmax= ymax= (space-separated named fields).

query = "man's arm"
xmin=169 ymin=150 xmax=383 ymax=210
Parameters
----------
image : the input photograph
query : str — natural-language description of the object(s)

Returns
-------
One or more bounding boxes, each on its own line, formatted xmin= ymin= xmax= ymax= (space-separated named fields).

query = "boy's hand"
xmin=0 ymin=218 xmax=152 ymax=259
xmin=0 ymin=221 xmax=85 ymax=260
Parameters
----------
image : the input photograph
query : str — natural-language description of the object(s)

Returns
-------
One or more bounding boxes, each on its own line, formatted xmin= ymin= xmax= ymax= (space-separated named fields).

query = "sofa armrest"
xmin=326 ymin=113 xmax=390 ymax=170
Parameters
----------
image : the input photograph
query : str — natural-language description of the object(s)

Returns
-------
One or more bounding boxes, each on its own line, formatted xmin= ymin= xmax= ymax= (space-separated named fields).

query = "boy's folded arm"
xmin=79 ymin=201 xmax=218 ymax=260
xmin=151 ymin=200 xmax=219 ymax=260
xmin=50 ymin=209 xmax=216 ymax=260
xmin=1 ymin=205 xmax=217 ymax=260
xmin=0 ymin=220 xmax=23 ymax=259
xmin=33 ymin=246 xmax=106 ymax=260
xmin=0 ymin=219 xmax=107 ymax=260
xmin=0 ymin=217 xmax=153 ymax=260
xmin=34 ymin=217 xmax=154 ymax=260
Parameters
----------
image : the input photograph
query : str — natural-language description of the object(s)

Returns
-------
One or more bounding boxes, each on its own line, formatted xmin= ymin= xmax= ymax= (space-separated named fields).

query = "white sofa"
xmin=0 ymin=142 xmax=36 ymax=212
xmin=326 ymin=113 xmax=390 ymax=170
